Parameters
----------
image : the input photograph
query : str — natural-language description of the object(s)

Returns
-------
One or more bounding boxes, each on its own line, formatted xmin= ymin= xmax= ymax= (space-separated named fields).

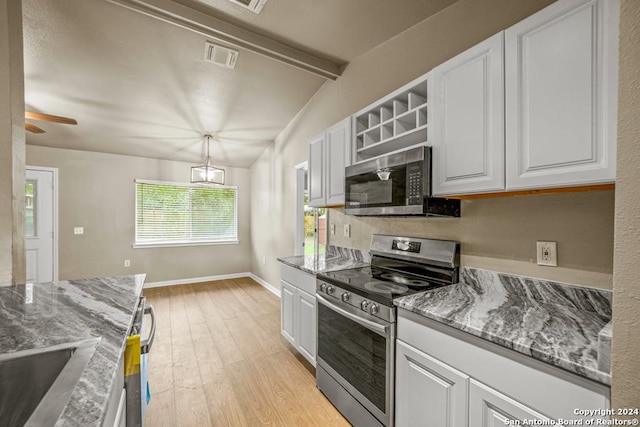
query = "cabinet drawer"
xmin=280 ymin=263 xmax=316 ymax=295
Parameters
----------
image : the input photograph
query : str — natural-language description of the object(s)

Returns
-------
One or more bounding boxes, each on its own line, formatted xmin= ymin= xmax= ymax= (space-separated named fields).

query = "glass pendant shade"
xmin=191 ymin=135 xmax=225 ymax=185
xmin=191 ymin=163 xmax=225 ymax=184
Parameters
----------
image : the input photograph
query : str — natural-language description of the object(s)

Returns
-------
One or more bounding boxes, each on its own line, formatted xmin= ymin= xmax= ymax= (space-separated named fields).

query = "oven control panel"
xmin=317 ymin=280 xmax=394 ymax=323
xmin=392 ymin=239 xmax=421 ymax=253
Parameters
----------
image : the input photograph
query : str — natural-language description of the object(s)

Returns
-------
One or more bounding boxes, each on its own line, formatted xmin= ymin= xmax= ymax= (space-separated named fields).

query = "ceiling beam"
xmin=105 ymin=0 xmax=343 ymax=80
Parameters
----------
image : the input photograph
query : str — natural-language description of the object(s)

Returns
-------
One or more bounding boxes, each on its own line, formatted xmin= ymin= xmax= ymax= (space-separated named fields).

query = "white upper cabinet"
xmin=308 ymin=132 xmax=325 ymax=206
xmin=505 ymin=0 xmax=619 ymax=190
xmin=431 ymin=33 xmax=505 ymax=196
xmin=325 ymin=119 xmax=352 ymax=206
xmin=308 ymin=117 xmax=351 ymax=207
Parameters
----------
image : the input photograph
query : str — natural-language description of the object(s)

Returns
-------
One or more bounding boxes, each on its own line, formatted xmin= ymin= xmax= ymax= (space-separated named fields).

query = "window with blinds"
xmin=135 ymin=180 xmax=238 ymax=246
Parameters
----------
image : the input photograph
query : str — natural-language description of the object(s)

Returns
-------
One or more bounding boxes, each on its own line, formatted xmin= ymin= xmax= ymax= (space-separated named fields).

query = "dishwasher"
xmin=125 ymin=296 xmax=156 ymax=427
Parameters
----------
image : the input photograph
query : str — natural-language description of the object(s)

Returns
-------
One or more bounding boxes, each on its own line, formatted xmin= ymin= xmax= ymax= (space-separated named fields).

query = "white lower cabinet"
xmin=395 ymin=310 xmax=610 ymax=426
xmin=114 ymin=388 xmax=127 ymax=427
xmin=295 ymin=289 xmax=316 ymax=364
xmin=468 ymin=379 xmax=550 ymax=427
xmin=280 ymin=263 xmax=316 ymax=366
xmin=396 ymin=340 xmax=468 ymax=427
xmin=102 ymin=355 xmax=126 ymax=427
xmin=280 ymin=281 xmax=296 ymax=344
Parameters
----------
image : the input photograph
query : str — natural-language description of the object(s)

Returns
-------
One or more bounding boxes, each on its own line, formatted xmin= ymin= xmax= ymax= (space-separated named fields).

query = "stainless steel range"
xmin=315 ymin=235 xmax=460 ymax=427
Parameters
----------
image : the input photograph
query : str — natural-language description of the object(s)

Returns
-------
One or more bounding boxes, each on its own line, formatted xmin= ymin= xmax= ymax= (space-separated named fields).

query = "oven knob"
xmin=319 ymin=283 xmax=326 ymax=293
xmin=369 ymin=303 xmax=379 ymax=315
xmin=341 ymin=292 xmax=350 ymax=302
xmin=360 ymin=300 xmax=369 ymax=311
xmin=326 ymin=286 xmax=335 ymax=295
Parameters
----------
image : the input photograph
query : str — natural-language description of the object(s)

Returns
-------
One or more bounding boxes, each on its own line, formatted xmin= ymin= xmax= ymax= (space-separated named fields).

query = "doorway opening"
xmin=295 ymin=162 xmax=326 ymax=256
xmin=25 ymin=166 xmax=58 ymax=283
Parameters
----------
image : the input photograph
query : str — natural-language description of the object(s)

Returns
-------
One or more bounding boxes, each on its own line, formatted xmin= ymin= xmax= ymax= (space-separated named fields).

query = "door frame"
xmin=26 ymin=166 xmax=59 ymax=282
xmin=294 ymin=161 xmax=307 ymax=256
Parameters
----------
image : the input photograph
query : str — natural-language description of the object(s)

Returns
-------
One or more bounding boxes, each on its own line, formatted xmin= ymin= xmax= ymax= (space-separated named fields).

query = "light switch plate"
xmin=330 ymin=223 xmax=336 ymax=235
xmin=536 ymin=241 xmax=557 ymax=266
xmin=343 ymin=224 xmax=351 ymax=238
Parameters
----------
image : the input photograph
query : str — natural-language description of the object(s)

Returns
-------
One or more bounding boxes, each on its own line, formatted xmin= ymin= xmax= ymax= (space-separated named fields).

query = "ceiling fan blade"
xmin=25 ymin=111 xmax=77 ymax=125
xmin=25 ymin=122 xmax=46 ymax=134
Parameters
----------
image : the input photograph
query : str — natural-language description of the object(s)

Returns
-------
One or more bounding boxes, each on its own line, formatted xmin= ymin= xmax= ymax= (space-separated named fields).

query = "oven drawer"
xmin=280 ymin=264 xmax=315 ymax=295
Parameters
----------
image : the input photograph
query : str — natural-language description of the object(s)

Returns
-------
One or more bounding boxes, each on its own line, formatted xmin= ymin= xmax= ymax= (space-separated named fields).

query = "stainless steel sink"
xmin=0 ymin=337 xmax=101 ymax=427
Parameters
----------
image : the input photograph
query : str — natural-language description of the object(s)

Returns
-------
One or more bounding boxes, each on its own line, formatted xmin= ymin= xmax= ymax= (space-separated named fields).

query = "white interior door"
xmin=25 ymin=167 xmax=57 ymax=283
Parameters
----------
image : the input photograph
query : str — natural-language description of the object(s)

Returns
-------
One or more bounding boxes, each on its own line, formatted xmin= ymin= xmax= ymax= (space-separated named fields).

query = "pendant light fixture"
xmin=191 ymin=134 xmax=225 ymax=185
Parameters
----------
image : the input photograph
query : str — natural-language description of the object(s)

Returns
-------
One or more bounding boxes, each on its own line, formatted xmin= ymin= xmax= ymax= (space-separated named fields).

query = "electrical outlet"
xmin=74 ymin=227 xmax=84 ymax=235
xmin=124 ymin=259 xmax=131 ymax=268
xmin=343 ymin=224 xmax=351 ymax=238
xmin=262 ymin=256 xmax=266 ymax=265
xmin=536 ymin=241 xmax=557 ymax=266
xmin=330 ymin=223 xmax=336 ymax=235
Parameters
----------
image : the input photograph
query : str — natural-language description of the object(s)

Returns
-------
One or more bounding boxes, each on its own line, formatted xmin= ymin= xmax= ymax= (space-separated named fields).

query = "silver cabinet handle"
xmin=141 ymin=304 xmax=156 ymax=354
xmin=316 ymin=294 xmax=388 ymax=336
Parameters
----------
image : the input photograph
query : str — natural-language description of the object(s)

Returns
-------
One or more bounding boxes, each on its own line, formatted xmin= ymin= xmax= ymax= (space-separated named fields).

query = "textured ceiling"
xmin=22 ymin=0 xmax=457 ymax=167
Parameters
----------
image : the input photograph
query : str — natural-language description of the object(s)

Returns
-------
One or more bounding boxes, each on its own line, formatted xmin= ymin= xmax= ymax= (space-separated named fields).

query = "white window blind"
xmin=135 ymin=180 xmax=238 ymax=246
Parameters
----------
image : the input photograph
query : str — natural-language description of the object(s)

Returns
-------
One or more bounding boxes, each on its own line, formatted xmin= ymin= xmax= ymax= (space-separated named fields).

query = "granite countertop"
xmin=395 ymin=267 xmax=612 ymax=385
xmin=278 ymin=245 xmax=370 ymax=275
xmin=0 ymin=274 xmax=146 ymax=426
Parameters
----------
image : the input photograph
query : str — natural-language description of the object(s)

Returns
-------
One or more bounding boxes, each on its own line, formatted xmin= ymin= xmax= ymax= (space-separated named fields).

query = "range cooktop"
xmin=317 ymin=265 xmax=449 ymax=306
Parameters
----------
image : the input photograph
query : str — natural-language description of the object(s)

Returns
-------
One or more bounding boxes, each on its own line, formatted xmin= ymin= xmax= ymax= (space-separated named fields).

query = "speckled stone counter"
xmin=395 ymin=267 xmax=612 ymax=385
xmin=0 ymin=274 xmax=146 ymax=426
xmin=278 ymin=245 xmax=370 ymax=275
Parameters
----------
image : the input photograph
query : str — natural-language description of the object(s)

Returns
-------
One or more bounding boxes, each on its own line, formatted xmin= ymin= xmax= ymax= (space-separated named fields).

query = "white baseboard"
xmin=144 ymin=272 xmax=281 ymax=298
xmin=247 ymin=273 xmax=281 ymax=298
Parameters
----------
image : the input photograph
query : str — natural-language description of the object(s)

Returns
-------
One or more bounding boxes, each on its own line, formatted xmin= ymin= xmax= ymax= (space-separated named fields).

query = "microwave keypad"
xmin=407 ymin=163 xmax=422 ymax=204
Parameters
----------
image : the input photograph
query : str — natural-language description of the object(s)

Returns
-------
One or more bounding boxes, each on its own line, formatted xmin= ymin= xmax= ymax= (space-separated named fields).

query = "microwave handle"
xmin=317 ymin=294 xmax=388 ymax=336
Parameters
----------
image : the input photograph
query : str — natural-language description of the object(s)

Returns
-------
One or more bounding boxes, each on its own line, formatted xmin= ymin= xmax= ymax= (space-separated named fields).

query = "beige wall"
xmin=329 ymin=190 xmax=614 ymax=288
xmin=0 ymin=0 xmax=26 ymax=286
xmin=27 ymin=145 xmax=252 ymax=283
xmin=612 ymin=0 xmax=640 ymax=412
xmin=249 ymin=0 xmax=620 ymax=290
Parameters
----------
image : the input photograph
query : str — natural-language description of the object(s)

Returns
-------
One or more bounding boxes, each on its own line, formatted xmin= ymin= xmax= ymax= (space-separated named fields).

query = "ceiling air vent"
xmin=204 ymin=42 xmax=239 ymax=69
xmin=227 ymin=0 xmax=268 ymax=14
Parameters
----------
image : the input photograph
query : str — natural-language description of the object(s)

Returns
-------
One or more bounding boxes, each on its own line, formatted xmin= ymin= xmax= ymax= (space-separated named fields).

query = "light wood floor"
xmin=144 ymin=278 xmax=350 ymax=427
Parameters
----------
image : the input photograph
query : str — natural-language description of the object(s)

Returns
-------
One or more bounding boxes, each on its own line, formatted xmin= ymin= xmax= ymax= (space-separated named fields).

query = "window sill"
xmin=133 ymin=240 xmax=239 ymax=249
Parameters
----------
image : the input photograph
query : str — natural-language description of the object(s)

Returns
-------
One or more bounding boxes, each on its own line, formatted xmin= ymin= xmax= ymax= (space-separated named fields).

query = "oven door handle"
xmin=317 ymin=295 xmax=388 ymax=336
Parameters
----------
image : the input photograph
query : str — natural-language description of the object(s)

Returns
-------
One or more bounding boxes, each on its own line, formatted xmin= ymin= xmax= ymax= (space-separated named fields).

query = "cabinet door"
xmin=308 ymin=132 xmax=325 ymax=207
xmin=325 ymin=118 xmax=352 ymax=206
xmin=295 ymin=290 xmax=316 ymax=366
xmin=396 ymin=340 xmax=468 ymax=427
xmin=432 ymin=32 xmax=505 ymax=196
xmin=469 ymin=379 xmax=551 ymax=427
xmin=505 ymin=0 xmax=619 ymax=190
xmin=280 ymin=281 xmax=296 ymax=345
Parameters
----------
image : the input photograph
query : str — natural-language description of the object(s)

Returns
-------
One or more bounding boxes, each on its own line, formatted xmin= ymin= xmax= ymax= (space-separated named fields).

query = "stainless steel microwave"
xmin=344 ymin=146 xmax=460 ymax=217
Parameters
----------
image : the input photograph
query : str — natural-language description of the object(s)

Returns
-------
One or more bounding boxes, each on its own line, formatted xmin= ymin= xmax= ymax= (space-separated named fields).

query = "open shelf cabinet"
xmin=353 ymin=75 xmax=430 ymax=163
